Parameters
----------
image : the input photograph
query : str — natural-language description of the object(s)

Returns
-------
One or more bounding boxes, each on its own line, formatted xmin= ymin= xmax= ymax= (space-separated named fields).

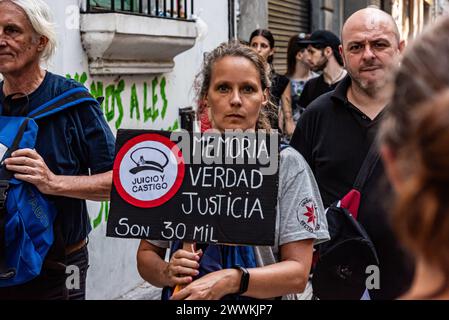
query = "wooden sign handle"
xmin=173 ymin=241 xmax=196 ymax=294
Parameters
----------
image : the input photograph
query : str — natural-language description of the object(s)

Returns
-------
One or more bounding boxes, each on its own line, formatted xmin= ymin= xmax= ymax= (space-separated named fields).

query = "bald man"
xmin=290 ymin=8 xmax=414 ymax=299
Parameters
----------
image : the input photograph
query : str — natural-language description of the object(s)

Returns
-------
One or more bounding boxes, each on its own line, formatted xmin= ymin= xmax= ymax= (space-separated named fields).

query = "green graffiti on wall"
xmin=130 ymin=84 xmax=140 ymax=121
xmin=160 ymin=77 xmax=168 ymax=119
xmin=66 ymin=72 xmax=177 ymax=131
xmin=66 ymin=72 xmax=181 ymax=229
xmin=92 ymin=201 xmax=109 ymax=229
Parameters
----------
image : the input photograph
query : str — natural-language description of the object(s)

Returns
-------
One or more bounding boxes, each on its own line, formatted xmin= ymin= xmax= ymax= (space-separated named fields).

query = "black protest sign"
xmin=107 ymin=129 xmax=279 ymax=245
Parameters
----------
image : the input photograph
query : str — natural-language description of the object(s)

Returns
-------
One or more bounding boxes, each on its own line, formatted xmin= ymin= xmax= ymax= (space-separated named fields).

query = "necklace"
xmin=325 ymin=68 xmax=345 ymax=85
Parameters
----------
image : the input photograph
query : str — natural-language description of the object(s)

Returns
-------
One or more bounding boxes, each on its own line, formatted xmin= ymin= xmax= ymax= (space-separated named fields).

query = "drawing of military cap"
xmin=129 ymin=147 xmax=169 ymax=174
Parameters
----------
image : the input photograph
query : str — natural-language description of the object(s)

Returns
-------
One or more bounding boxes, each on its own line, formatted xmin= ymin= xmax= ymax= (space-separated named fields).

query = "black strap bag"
xmin=312 ymin=142 xmax=380 ymax=300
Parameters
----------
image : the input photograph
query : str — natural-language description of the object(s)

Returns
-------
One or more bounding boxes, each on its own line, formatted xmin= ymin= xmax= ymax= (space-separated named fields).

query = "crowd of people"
xmin=1 ymin=0 xmax=449 ymax=300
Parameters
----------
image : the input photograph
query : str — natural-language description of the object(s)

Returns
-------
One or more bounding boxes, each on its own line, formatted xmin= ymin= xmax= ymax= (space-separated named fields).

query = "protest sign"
xmin=107 ymin=129 xmax=279 ymax=245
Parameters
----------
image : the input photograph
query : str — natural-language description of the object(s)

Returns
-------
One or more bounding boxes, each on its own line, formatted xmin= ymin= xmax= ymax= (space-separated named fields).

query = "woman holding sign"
xmin=136 ymin=41 xmax=329 ymax=300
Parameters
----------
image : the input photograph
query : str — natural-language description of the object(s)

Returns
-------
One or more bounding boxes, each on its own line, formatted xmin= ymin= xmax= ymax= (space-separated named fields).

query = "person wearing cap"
xmin=285 ymin=33 xmax=318 ymax=127
xmin=297 ymin=30 xmax=347 ymax=110
xmin=290 ymin=8 xmax=414 ymax=299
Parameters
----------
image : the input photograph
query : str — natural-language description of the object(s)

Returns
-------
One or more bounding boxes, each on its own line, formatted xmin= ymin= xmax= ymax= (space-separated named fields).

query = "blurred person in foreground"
xmin=379 ymin=16 xmax=449 ymax=300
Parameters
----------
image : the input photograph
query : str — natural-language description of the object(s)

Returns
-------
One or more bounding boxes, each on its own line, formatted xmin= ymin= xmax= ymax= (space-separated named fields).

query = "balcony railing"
xmin=80 ymin=0 xmax=197 ymax=75
xmin=84 ymin=0 xmax=194 ymax=20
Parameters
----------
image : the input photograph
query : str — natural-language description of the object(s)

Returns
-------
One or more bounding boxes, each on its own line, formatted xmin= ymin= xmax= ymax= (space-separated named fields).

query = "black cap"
xmin=300 ymin=30 xmax=341 ymax=50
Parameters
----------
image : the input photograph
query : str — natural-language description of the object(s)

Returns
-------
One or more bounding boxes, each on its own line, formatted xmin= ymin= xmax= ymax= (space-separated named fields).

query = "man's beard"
xmin=349 ymin=61 xmax=390 ymax=97
xmin=311 ymin=55 xmax=328 ymax=72
xmin=350 ymin=71 xmax=386 ymax=97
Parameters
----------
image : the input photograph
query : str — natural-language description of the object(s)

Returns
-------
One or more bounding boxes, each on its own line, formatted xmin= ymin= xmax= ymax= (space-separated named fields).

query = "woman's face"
xmin=205 ymin=56 xmax=268 ymax=132
xmin=297 ymin=48 xmax=312 ymax=67
xmin=250 ymin=36 xmax=274 ymax=61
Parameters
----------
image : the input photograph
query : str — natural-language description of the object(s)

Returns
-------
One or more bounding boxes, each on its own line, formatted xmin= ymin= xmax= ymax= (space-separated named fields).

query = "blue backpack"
xmin=0 ymin=87 xmax=99 ymax=287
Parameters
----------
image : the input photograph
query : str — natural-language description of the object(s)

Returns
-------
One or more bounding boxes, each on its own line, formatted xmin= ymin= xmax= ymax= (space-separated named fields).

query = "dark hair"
xmin=249 ymin=29 xmax=275 ymax=64
xmin=194 ymin=40 xmax=272 ymax=131
xmin=379 ymin=16 xmax=449 ymax=299
xmin=380 ymin=16 xmax=449 ymax=151
xmin=285 ymin=34 xmax=308 ymax=77
xmin=391 ymin=91 xmax=449 ymax=299
xmin=310 ymin=43 xmax=344 ymax=67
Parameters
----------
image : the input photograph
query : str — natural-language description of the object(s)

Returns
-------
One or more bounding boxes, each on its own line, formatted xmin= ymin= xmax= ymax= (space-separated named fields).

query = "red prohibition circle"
xmin=113 ymin=133 xmax=185 ymax=208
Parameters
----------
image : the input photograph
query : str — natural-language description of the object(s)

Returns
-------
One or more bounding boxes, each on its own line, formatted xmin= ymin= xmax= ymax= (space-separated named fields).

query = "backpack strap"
xmin=0 ymin=206 xmax=15 ymax=280
xmin=27 ymin=87 xmax=98 ymax=271
xmin=352 ymin=140 xmax=380 ymax=192
xmin=0 ymin=87 xmax=92 ymax=179
xmin=0 ymin=117 xmax=31 ymax=280
xmin=0 ymin=87 xmax=97 ymax=182
xmin=0 ymin=87 xmax=97 ymax=280
xmin=339 ymin=141 xmax=380 ymax=220
xmin=0 ymin=182 xmax=9 ymax=277
xmin=0 ymin=118 xmax=31 ymax=178
xmin=27 ymin=87 xmax=97 ymax=120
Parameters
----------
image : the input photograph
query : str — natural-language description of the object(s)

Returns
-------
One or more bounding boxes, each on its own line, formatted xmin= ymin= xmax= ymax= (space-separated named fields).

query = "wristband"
xmin=232 ymin=265 xmax=250 ymax=295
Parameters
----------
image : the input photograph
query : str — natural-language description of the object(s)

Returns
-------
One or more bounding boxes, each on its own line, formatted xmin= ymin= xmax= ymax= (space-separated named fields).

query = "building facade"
xmin=385 ymin=0 xmax=449 ymax=41
xmin=236 ymin=0 xmax=448 ymax=73
xmin=236 ymin=0 xmax=383 ymax=73
xmin=237 ymin=0 xmax=311 ymax=73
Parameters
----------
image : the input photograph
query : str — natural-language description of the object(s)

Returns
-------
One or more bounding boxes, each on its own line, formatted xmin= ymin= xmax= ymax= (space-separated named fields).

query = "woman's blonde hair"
xmin=194 ymin=40 xmax=274 ymax=131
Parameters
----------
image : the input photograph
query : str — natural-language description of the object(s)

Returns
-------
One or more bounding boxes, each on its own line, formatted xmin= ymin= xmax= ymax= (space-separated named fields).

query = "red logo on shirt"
xmin=304 ymin=205 xmax=316 ymax=227
xmin=298 ymin=197 xmax=319 ymax=231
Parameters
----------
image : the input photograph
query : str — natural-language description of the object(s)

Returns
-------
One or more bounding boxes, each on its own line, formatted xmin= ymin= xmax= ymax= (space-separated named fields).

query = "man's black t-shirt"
xmin=291 ymin=76 xmax=377 ymax=207
xmin=290 ymin=76 xmax=414 ymax=299
xmin=298 ymin=74 xmax=341 ymax=110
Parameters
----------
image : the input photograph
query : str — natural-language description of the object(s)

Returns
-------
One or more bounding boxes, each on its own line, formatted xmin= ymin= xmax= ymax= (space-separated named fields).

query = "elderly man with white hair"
xmin=0 ymin=0 xmax=115 ymax=299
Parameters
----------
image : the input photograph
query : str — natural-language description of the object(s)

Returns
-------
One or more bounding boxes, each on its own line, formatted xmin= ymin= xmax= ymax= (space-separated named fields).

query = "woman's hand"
xmin=170 ymin=268 xmax=240 ymax=300
xmin=164 ymin=248 xmax=202 ymax=287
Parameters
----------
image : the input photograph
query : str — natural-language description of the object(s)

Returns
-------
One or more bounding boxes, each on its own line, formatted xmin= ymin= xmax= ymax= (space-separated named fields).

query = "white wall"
xmin=44 ymin=0 xmax=229 ymax=299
